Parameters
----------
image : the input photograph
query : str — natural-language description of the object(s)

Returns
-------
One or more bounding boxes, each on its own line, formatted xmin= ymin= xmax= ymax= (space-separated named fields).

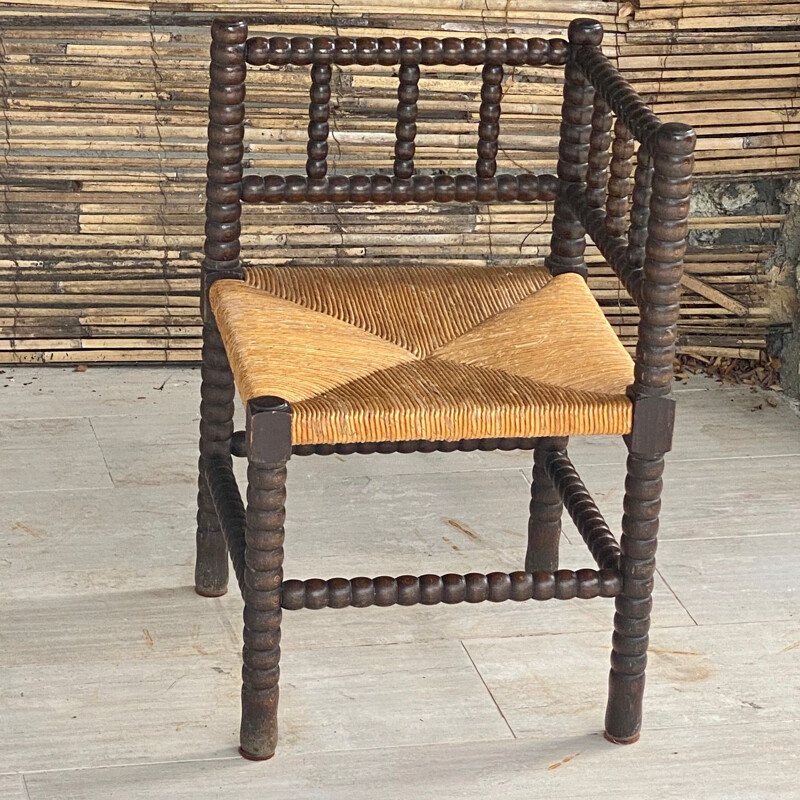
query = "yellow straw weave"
xmin=209 ymin=265 xmax=634 ymax=444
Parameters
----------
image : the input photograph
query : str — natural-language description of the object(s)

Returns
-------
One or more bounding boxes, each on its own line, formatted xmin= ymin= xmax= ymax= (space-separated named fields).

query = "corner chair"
xmin=194 ymin=16 xmax=696 ymax=760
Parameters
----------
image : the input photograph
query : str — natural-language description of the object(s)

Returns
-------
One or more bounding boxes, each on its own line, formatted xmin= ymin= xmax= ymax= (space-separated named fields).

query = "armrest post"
xmin=633 ymin=123 xmax=696 ymax=398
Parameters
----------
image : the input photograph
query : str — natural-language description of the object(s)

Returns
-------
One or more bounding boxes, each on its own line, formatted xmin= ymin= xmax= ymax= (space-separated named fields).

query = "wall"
xmin=1 ymin=1 xmax=799 ymax=365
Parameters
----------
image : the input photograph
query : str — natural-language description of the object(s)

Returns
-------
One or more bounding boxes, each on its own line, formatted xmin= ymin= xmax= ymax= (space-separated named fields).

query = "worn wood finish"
xmin=239 ymin=395 xmax=292 ymax=761
xmin=606 ymin=119 xmax=635 ymax=238
xmin=195 ymin=16 xmax=696 ymax=759
xmin=525 ymin=437 xmax=567 ymax=573
xmin=234 ymin=436 xmax=544 ymax=457
xmin=244 ymin=34 xmax=569 ymax=67
xmin=281 ymin=568 xmax=622 ymax=610
xmin=543 ymin=24 xmax=598 ymax=281
xmin=240 ymin=173 xmax=558 ymax=205
xmin=606 ymin=120 xmax=695 ymax=744
xmin=476 ymin=62 xmax=504 ymax=179
xmin=543 ymin=449 xmax=622 ymax=571
xmin=202 ymin=456 xmax=246 ymax=592
xmin=306 ymin=62 xmax=331 ymax=180
xmin=194 ymin=18 xmax=246 ymax=599
xmin=394 ymin=63 xmax=420 ymax=179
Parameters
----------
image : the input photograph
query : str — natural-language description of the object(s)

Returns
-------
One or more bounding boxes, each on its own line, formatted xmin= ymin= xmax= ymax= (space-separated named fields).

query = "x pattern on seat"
xmin=210 ymin=265 xmax=634 ymax=444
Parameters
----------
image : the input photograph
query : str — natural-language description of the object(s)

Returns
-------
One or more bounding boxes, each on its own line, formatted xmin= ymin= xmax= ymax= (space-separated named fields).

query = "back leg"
xmin=525 ymin=437 xmax=567 ymax=573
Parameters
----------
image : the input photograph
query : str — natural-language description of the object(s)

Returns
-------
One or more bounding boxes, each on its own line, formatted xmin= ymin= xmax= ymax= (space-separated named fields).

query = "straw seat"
xmin=209 ymin=265 xmax=634 ymax=445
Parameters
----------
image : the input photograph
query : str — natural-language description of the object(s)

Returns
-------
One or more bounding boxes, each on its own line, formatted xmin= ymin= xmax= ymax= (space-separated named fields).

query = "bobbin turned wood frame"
xmin=196 ymin=16 xmax=695 ymax=760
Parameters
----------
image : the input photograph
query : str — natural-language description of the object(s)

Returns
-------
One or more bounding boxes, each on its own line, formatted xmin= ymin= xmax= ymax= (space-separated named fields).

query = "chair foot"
xmin=194 ymin=585 xmax=228 ymax=598
xmin=240 ymin=684 xmax=279 ymax=761
xmin=604 ymin=730 xmax=641 ymax=745
xmin=238 ymin=747 xmax=276 ymax=762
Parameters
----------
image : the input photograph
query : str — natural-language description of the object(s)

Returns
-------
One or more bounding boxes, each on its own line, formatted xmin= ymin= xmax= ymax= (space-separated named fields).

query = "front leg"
xmin=240 ymin=396 xmax=291 ymax=760
xmin=604 ymin=450 xmax=662 ymax=743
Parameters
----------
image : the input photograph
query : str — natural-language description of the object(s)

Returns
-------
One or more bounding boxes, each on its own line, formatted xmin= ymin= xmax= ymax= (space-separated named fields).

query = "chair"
xmin=196 ymin=16 xmax=695 ymax=760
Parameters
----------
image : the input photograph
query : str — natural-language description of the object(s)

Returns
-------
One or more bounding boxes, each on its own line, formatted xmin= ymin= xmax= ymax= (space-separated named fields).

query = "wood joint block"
xmin=625 ymin=394 xmax=676 ymax=457
xmin=246 ymin=396 xmax=292 ymax=465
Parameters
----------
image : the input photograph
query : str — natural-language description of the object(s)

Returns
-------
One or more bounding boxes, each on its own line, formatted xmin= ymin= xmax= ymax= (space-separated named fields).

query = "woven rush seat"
xmin=209 ymin=264 xmax=634 ymax=445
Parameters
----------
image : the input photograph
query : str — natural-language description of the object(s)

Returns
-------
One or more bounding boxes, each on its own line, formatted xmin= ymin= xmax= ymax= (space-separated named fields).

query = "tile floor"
xmin=1 ymin=367 xmax=798 ymax=799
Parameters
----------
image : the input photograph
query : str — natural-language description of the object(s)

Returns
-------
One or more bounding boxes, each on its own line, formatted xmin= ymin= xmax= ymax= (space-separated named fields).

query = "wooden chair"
xmin=196 ymin=16 xmax=695 ymax=760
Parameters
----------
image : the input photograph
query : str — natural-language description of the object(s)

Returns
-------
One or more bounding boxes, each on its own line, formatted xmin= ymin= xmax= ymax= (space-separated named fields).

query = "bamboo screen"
xmin=0 ymin=1 xmax=798 ymax=364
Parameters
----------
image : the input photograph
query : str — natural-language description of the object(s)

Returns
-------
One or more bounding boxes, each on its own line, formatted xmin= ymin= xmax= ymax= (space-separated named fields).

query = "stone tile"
xmin=669 ymin=382 xmax=800 ymax=460
xmin=0 ymin=588 xmax=234 ymax=667
xmin=99 ymin=443 xmax=197 ymax=487
xmin=279 ymin=467 xmax=534 ymax=565
xmin=657 ymin=533 xmax=800 ymax=625
xmin=0 ymin=367 xmax=200 ymax=420
xmin=23 ymin=720 xmax=800 ymax=800
xmin=0 ymin=418 xmax=112 ymax=493
xmin=565 ymin=455 xmax=800 ymax=541
xmin=1 ymin=640 xmax=508 ymax=773
xmin=90 ymin=413 xmax=199 ymax=448
xmin=463 ymin=619 xmax=800 ymax=741
xmin=0 ymin=776 xmax=27 ymax=800
xmin=0 ymin=484 xmax=196 ymax=599
xmin=0 ymin=417 xmax=96 ymax=450
xmin=0 ymin=653 xmax=242 ymax=773
xmin=3 ymin=367 xmax=799 ymax=797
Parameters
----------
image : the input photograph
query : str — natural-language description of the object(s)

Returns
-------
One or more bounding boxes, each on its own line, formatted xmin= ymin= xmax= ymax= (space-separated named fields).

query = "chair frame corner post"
xmin=546 ymin=17 xmax=603 ymax=283
xmin=195 ymin=17 xmax=248 ymax=598
xmin=605 ymin=121 xmax=696 ymax=744
xmin=240 ymin=396 xmax=292 ymax=761
xmin=528 ymin=18 xmax=603 ymax=572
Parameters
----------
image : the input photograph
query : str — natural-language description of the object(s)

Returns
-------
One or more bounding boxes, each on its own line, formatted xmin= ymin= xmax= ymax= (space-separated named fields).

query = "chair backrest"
xmin=203 ymin=17 xmax=696 ymax=399
xmin=236 ymin=33 xmax=571 ymax=207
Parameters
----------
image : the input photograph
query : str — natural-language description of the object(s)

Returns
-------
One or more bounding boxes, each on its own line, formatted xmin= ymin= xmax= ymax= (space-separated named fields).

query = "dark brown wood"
xmin=604 ymin=452 xmax=662 ymax=744
xmin=606 ymin=119 xmax=635 ymax=238
xmin=628 ymin=148 xmax=654 ymax=275
xmin=476 ymin=63 xmax=503 ymax=179
xmin=239 ymin=395 xmax=292 ymax=761
xmin=199 ymin=16 xmax=696 ymax=759
xmin=573 ymin=44 xmax=662 ymax=151
xmin=195 ymin=324 xmax=236 ymax=597
xmin=605 ymin=121 xmax=695 ymax=745
xmin=586 ymin=94 xmax=612 ymax=210
xmin=544 ymin=20 xmax=601 ymax=280
xmin=627 ymin=394 xmax=677 ymax=457
xmin=634 ymin=122 xmax=696 ymax=397
xmin=306 ymin=62 xmax=331 ymax=179
xmin=195 ymin=18 xmax=247 ymax=599
xmin=290 ymin=436 xmax=542 ymax=456
xmin=394 ymin=64 xmax=420 ymax=179
xmin=203 ymin=457 xmax=246 ymax=592
xmin=245 ymin=34 xmax=569 ymax=67
xmin=543 ymin=450 xmax=621 ymax=570
xmin=241 ymin=173 xmax=558 ymax=205
xmin=281 ymin=568 xmax=621 ymax=610
xmin=525 ymin=437 xmax=567 ymax=573
xmin=561 ymin=182 xmax=643 ymax=303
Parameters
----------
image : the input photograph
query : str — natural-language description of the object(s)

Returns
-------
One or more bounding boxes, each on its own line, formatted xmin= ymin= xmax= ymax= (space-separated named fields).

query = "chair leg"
xmin=525 ymin=437 xmax=567 ymax=573
xmin=239 ymin=396 xmax=291 ymax=761
xmin=195 ymin=321 xmax=235 ymax=597
xmin=604 ymin=451 xmax=663 ymax=744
